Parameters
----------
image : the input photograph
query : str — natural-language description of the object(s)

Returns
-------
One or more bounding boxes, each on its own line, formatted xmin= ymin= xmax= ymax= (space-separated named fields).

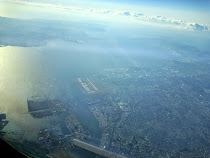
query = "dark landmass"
xmin=0 ymin=16 xmax=101 ymax=47
xmin=0 ymin=138 xmax=26 ymax=158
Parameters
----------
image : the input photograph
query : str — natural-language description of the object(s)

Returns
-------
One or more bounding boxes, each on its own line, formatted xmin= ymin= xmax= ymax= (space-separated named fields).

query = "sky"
xmin=58 ymin=0 xmax=210 ymax=12
xmin=0 ymin=0 xmax=210 ymax=31
xmin=99 ymin=0 xmax=210 ymax=8
xmin=85 ymin=0 xmax=210 ymax=23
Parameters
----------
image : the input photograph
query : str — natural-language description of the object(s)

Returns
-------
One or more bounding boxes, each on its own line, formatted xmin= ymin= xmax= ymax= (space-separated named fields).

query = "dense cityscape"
xmin=1 ymin=59 xmax=209 ymax=157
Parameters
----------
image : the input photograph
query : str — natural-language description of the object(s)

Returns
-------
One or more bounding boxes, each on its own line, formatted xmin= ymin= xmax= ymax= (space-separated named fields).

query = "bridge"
xmin=72 ymin=139 xmax=127 ymax=158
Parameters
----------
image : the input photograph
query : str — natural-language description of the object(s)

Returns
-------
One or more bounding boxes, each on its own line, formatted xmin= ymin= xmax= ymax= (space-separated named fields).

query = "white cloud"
xmin=136 ymin=15 xmax=209 ymax=31
xmin=186 ymin=23 xmax=209 ymax=31
xmin=133 ymin=13 xmax=144 ymax=17
xmin=122 ymin=12 xmax=131 ymax=16
xmin=7 ymin=0 xmax=210 ymax=32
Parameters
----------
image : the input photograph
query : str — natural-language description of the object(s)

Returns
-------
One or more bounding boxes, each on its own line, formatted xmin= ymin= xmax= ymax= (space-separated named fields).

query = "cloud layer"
xmin=7 ymin=0 xmax=210 ymax=32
